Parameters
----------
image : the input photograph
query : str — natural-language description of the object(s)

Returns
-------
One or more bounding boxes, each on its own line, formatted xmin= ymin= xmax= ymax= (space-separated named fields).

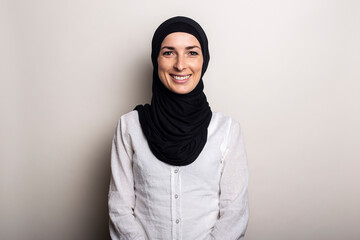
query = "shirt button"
xmin=176 ymin=219 xmax=180 ymax=224
xmin=174 ymin=168 xmax=179 ymax=173
xmin=174 ymin=194 xmax=178 ymax=199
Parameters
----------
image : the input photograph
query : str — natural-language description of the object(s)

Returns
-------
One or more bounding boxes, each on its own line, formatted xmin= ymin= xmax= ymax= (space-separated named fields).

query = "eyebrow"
xmin=160 ymin=46 xmax=201 ymax=50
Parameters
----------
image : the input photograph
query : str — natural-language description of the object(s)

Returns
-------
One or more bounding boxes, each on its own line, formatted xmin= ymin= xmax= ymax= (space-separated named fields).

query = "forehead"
xmin=161 ymin=32 xmax=201 ymax=47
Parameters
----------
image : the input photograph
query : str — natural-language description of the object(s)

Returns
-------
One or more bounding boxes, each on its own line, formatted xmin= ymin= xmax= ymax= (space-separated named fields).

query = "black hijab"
xmin=134 ymin=16 xmax=212 ymax=166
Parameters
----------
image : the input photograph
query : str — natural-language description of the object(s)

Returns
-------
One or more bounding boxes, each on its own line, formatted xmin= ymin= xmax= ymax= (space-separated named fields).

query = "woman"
xmin=109 ymin=16 xmax=249 ymax=240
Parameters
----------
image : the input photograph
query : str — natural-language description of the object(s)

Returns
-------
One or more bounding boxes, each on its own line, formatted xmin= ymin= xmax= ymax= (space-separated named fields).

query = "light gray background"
xmin=1 ymin=0 xmax=359 ymax=239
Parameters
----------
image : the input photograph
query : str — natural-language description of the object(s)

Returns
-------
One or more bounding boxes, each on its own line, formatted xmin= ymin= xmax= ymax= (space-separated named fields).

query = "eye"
xmin=189 ymin=51 xmax=199 ymax=56
xmin=162 ymin=51 xmax=173 ymax=56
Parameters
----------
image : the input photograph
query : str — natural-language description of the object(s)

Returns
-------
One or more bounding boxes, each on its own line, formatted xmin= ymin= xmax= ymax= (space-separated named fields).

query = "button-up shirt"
xmin=109 ymin=111 xmax=249 ymax=240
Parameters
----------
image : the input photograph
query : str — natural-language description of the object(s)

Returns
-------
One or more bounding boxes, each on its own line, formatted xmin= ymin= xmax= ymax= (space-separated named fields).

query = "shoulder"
xmin=211 ymin=112 xmax=242 ymax=131
xmin=115 ymin=110 xmax=141 ymax=135
xmin=211 ymin=112 xmax=244 ymax=145
xmin=119 ymin=110 xmax=139 ymax=125
xmin=113 ymin=110 xmax=142 ymax=147
xmin=209 ymin=112 xmax=243 ymax=149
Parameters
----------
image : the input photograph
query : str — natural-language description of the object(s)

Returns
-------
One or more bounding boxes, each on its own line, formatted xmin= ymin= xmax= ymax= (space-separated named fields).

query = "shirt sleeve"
xmin=108 ymin=118 xmax=147 ymax=240
xmin=207 ymin=119 xmax=249 ymax=240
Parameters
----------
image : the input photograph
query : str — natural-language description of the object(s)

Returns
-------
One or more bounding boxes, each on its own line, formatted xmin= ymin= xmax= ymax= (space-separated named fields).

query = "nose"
xmin=174 ymin=55 xmax=186 ymax=71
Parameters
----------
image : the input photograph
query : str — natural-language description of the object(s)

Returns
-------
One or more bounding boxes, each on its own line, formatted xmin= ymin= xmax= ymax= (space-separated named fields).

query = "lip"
xmin=170 ymin=74 xmax=191 ymax=83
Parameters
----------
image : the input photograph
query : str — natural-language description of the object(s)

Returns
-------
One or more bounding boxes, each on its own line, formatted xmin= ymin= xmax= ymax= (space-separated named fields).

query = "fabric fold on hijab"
xmin=134 ymin=16 xmax=212 ymax=166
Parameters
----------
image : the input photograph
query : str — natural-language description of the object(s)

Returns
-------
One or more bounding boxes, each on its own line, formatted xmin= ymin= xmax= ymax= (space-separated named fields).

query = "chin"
xmin=171 ymin=86 xmax=194 ymax=94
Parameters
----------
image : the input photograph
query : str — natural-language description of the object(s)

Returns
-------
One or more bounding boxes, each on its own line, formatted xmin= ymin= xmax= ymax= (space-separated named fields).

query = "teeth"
xmin=172 ymin=75 xmax=190 ymax=80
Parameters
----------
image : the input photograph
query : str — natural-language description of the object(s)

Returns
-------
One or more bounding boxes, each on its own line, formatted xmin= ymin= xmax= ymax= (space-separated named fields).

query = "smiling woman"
xmin=158 ymin=32 xmax=204 ymax=94
xmin=108 ymin=16 xmax=249 ymax=240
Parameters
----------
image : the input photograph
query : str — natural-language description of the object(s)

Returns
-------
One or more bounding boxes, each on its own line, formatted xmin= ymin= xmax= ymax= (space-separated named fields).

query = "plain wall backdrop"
xmin=1 ymin=0 xmax=359 ymax=239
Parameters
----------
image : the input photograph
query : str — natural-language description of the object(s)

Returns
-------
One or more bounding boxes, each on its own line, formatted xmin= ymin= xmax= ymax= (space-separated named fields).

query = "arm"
xmin=108 ymin=118 xmax=147 ymax=240
xmin=208 ymin=120 xmax=249 ymax=240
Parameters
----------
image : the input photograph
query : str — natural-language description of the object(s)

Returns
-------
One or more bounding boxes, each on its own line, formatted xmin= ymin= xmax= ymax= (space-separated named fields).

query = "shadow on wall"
xmin=93 ymin=145 xmax=112 ymax=240
xmin=77 ymin=142 xmax=112 ymax=240
xmin=96 ymin=59 xmax=152 ymax=240
xmin=76 ymin=53 xmax=152 ymax=240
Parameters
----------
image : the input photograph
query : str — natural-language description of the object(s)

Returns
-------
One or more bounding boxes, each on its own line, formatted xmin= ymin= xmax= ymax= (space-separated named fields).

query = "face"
xmin=157 ymin=32 xmax=203 ymax=94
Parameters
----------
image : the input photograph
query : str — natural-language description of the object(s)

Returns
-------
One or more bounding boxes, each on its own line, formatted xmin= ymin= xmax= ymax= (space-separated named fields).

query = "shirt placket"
xmin=171 ymin=166 xmax=182 ymax=240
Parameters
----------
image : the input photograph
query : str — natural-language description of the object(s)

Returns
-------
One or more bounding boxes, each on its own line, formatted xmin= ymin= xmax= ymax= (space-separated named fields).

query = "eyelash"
xmin=189 ymin=51 xmax=199 ymax=56
xmin=163 ymin=51 xmax=173 ymax=56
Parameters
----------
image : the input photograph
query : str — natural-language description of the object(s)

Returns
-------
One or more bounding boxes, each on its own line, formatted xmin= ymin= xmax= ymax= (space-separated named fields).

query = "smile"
xmin=170 ymin=74 xmax=191 ymax=82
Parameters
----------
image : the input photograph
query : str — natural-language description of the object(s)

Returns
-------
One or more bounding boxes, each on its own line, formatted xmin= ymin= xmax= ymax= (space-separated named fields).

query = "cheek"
xmin=157 ymin=62 xmax=166 ymax=79
xmin=157 ymin=66 xmax=166 ymax=83
xmin=195 ymin=58 xmax=203 ymax=70
xmin=157 ymin=59 xmax=170 ymax=74
xmin=194 ymin=60 xmax=203 ymax=76
xmin=157 ymin=60 xmax=170 ymax=87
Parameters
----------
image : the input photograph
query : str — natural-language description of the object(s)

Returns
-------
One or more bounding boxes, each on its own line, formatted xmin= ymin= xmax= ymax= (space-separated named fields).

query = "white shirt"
xmin=108 ymin=111 xmax=249 ymax=240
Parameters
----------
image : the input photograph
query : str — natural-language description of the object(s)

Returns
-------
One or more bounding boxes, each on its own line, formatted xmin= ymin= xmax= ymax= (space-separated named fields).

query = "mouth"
xmin=170 ymin=74 xmax=191 ymax=83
